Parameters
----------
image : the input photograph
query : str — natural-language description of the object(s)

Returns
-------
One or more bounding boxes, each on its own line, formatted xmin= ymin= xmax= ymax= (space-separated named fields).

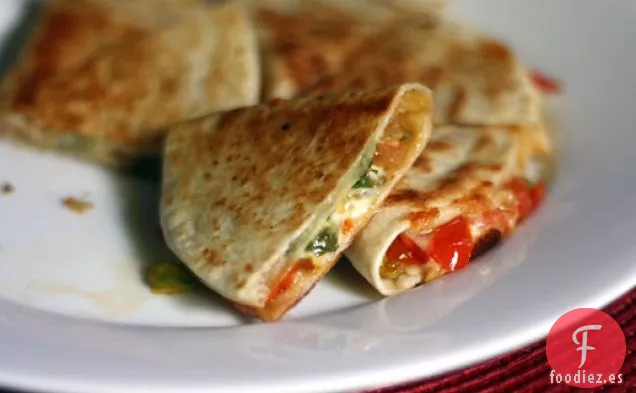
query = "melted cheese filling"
xmin=298 ymin=165 xmax=386 ymax=263
xmin=269 ymin=88 xmax=430 ymax=303
xmin=379 ymin=181 xmax=533 ymax=291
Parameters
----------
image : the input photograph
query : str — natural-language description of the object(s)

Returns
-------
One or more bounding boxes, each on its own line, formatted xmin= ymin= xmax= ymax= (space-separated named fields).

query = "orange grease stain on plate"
xmin=24 ymin=281 xmax=148 ymax=318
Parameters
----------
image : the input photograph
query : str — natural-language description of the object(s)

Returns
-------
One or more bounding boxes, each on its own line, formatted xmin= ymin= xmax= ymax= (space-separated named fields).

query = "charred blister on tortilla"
xmin=379 ymin=178 xmax=546 ymax=290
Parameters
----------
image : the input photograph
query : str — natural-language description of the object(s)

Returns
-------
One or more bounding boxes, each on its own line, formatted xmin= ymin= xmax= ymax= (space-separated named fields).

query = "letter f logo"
xmin=572 ymin=324 xmax=602 ymax=368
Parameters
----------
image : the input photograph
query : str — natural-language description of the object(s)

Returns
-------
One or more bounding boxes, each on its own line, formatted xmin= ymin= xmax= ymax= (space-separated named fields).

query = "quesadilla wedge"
xmin=161 ymin=83 xmax=433 ymax=321
xmin=0 ymin=0 xmax=191 ymax=100
xmin=0 ymin=0 xmax=260 ymax=168
xmin=255 ymin=4 xmax=540 ymax=126
xmin=345 ymin=124 xmax=552 ymax=296
xmin=250 ymin=0 xmax=442 ymax=101
xmin=0 ymin=0 xmax=222 ymax=91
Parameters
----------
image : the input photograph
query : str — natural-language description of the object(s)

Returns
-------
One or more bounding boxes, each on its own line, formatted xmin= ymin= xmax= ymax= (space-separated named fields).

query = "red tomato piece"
xmin=385 ymin=234 xmax=428 ymax=266
xmin=507 ymin=178 xmax=533 ymax=222
xmin=343 ymin=219 xmax=354 ymax=235
xmin=530 ymin=181 xmax=546 ymax=210
xmin=268 ymin=259 xmax=314 ymax=302
xmin=428 ymin=217 xmax=473 ymax=272
xmin=531 ymin=71 xmax=561 ymax=94
xmin=399 ymin=234 xmax=429 ymax=262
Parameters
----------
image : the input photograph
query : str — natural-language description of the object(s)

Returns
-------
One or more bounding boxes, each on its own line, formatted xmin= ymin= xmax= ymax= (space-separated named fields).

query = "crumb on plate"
xmin=2 ymin=183 xmax=14 ymax=195
xmin=62 ymin=197 xmax=94 ymax=214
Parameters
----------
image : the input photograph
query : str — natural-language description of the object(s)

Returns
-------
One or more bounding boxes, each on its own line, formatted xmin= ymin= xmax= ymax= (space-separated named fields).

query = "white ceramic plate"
xmin=1 ymin=0 xmax=635 ymax=392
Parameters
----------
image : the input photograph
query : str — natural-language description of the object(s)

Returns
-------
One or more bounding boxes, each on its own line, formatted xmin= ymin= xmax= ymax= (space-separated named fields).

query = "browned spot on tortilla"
xmin=203 ymin=172 xmax=212 ymax=182
xmin=169 ymin=151 xmax=182 ymax=165
xmin=475 ymin=134 xmax=497 ymax=153
xmin=244 ymin=264 xmax=254 ymax=273
xmin=452 ymin=163 xmax=502 ymax=178
xmin=160 ymin=78 xmax=178 ymax=96
xmin=413 ymin=156 xmax=432 ymax=172
xmin=458 ymin=191 xmax=488 ymax=205
xmin=214 ymin=197 xmax=228 ymax=208
xmin=471 ymin=181 xmax=497 ymax=197
xmin=406 ymin=208 xmax=440 ymax=227
xmin=480 ymin=40 xmax=512 ymax=63
xmin=454 ymin=190 xmax=499 ymax=217
xmin=201 ymin=247 xmax=223 ymax=267
xmin=235 ymin=279 xmax=247 ymax=290
xmin=419 ymin=66 xmax=443 ymax=88
xmin=482 ymin=163 xmax=503 ymax=172
xmin=427 ymin=140 xmax=453 ymax=152
xmin=447 ymin=87 xmax=467 ymax=121
xmin=268 ymin=98 xmax=284 ymax=106
xmin=436 ymin=173 xmax=461 ymax=189
xmin=385 ymin=189 xmax=431 ymax=206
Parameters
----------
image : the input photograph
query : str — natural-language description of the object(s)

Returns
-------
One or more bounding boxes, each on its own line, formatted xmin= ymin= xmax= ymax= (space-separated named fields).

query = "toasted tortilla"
xmin=161 ymin=83 xmax=433 ymax=321
xmin=345 ymin=123 xmax=552 ymax=296
xmin=255 ymin=3 xmax=540 ymax=126
xmin=0 ymin=0 xmax=220 ymax=89
xmin=313 ymin=21 xmax=542 ymax=126
xmin=250 ymin=0 xmax=442 ymax=101
xmin=0 ymin=0 xmax=260 ymax=167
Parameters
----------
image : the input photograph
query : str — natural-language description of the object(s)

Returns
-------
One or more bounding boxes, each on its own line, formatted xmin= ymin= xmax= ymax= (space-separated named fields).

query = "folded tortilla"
xmin=0 ymin=0 xmax=211 ymax=92
xmin=0 ymin=0 xmax=260 ymax=167
xmin=255 ymin=4 xmax=540 ymax=126
xmin=161 ymin=83 xmax=433 ymax=321
xmin=250 ymin=0 xmax=443 ymax=101
xmin=345 ymin=123 xmax=552 ymax=296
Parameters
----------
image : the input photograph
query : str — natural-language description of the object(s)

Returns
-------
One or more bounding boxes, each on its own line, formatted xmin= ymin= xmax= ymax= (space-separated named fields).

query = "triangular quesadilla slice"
xmin=0 ymin=0 xmax=260 ymax=168
xmin=160 ymin=83 xmax=433 ymax=321
xmin=255 ymin=3 xmax=540 ymax=126
xmin=345 ymin=123 xmax=552 ymax=296
xmin=0 ymin=0 xmax=226 ymax=118
xmin=250 ymin=0 xmax=442 ymax=101
xmin=0 ymin=0 xmax=203 ymax=99
xmin=309 ymin=21 xmax=542 ymax=126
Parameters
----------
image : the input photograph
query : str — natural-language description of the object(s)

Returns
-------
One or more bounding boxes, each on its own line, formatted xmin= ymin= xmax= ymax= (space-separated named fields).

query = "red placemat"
xmin=367 ymin=287 xmax=635 ymax=393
